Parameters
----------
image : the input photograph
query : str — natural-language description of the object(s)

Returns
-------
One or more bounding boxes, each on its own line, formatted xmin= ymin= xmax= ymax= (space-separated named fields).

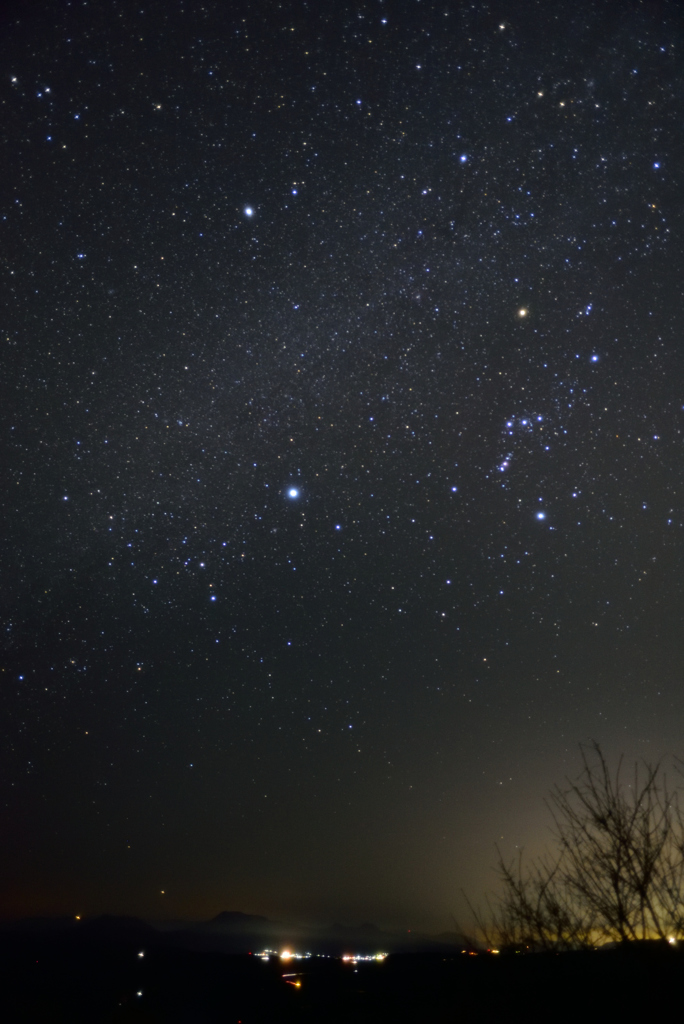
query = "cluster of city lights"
xmin=257 ymin=949 xmax=312 ymax=961
xmin=342 ymin=953 xmax=387 ymax=963
xmin=256 ymin=949 xmax=387 ymax=963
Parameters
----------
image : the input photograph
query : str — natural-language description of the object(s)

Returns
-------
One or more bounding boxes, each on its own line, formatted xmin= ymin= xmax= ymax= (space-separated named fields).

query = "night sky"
xmin=3 ymin=0 xmax=684 ymax=931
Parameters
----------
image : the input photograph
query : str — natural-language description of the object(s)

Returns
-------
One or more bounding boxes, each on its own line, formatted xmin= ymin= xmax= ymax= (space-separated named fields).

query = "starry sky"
xmin=3 ymin=0 xmax=684 ymax=931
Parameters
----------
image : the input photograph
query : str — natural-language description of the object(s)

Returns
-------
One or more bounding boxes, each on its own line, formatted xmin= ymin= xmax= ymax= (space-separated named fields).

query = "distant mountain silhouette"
xmin=207 ymin=911 xmax=271 ymax=928
xmin=0 ymin=916 xmax=80 ymax=932
xmin=329 ymin=920 xmax=386 ymax=937
xmin=0 ymin=911 xmax=463 ymax=956
xmin=79 ymin=914 xmax=156 ymax=937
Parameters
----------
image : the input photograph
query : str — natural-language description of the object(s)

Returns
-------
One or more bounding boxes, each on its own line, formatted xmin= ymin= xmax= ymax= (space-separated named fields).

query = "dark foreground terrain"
xmin=2 ymin=924 xmax=683 ymax=1022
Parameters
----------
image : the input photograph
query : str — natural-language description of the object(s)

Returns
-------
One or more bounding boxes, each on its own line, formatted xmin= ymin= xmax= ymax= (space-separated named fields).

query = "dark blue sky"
xmin=2 ymin=0 xmax=684 ymax=930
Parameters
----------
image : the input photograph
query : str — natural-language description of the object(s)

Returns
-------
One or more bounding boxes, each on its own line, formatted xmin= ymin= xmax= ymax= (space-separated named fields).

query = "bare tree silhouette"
xmin=469 ymin=743 xmax=684 ymax=950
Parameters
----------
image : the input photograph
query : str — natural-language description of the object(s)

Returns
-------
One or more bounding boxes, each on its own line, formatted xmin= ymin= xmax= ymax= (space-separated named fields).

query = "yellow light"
xmin=280 ymin=950 xmax=292 ymax=960
xmin=517 ymin=308 xmax=528 ymax=318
